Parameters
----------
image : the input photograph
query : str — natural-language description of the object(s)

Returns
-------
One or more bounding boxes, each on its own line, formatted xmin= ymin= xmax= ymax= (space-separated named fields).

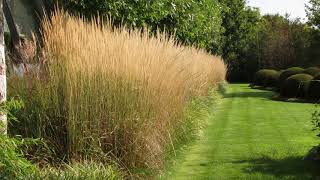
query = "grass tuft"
xmin=8 ymin=9 xmax=226 ymax=173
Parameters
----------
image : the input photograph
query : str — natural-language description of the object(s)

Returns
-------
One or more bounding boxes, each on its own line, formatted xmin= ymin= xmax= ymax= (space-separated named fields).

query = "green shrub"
xmin=0 ymin=136 xmax=39 ymax=180
xmin=280 ymin=73 xmax=313 ymax=98
xmin=253 ymin=69 xmax=268 ymax=86
xmin=253 ymin=69 xmax=279 ymax=87
xmin=265 ymin=71 xmax=281 ymax=87
xmin=307 ymin=74 xmax=320 ymax=100
xmin=303 ymin=67 xmax=320 ymax=77
xmin=279 ymin=67 xmax=305 ymax=86
xmin=0 ymin=141 xmax=121 ymax=180
xmin=312 ymin=108 xmax=320 ymax=137
xmin=0 ymin=98 xmax=41 ymax=180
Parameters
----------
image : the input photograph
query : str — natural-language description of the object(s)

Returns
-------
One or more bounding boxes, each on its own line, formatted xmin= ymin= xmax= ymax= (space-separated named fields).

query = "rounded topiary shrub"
xmin=307 ymin=74 xmax=320 ymax=100
xmin=279 ymin=67 xmax=305 ymax=86
xmin=303 ymin=67 xmax=320 ymax=77
xmin=280 ymin=73 xmax=313 ymax=98
xmin=253 ymin=69 xmax=279 ymax=87
xmin=264 ymin=71 xmax=281 ymax=87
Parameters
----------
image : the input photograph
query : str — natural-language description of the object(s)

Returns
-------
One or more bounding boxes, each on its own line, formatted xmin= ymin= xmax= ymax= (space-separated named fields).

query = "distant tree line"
xmin=52 ymin=0 xmax=320 ymax=81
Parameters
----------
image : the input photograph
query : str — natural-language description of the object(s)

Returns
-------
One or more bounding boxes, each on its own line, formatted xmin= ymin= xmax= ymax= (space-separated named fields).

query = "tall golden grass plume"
xmin=37 ymin=9 xmax=227 ymax=169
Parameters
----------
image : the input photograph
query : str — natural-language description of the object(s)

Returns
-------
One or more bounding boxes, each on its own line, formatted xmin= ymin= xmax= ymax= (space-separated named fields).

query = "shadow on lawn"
xmin=234 ymin=156 xmax=320 ymax=179
xmin=224 ymin=91 xmax=272 ymax=99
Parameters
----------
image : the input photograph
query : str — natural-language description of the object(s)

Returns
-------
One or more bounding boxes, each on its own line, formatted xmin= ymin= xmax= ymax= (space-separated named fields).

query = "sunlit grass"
xmin=165 ymin=84 xmax=319 ymax=180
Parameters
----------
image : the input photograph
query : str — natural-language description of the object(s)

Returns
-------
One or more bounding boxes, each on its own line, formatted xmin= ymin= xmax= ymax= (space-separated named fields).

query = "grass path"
xmin=162 ymin=84 xmax=320 ymax=180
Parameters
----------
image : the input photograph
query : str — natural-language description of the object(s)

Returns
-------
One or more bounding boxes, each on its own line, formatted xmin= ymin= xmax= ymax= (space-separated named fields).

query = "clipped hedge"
xmin=280 ymin=73 xmax=313 ymax=98
xmin=253 ymin=69 xmax=279 ymax=87
xmin=308 ymin=74 xmax=320 ymax=100
xmin=265 ymin=71 xmax=281 ymax=87
xmin=303 ymin=67 xmax=320 ymax=77
xmin=279 ymin=67 xmax=304 ymax=86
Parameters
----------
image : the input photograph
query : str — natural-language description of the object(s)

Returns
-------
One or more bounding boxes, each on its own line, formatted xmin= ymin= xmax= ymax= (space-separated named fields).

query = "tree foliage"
xmin=218 ymin=0 xmax=260 ymax=81
xmin=306 ymin=0 xmax=320 ymax=28
xmin=253 ymin=15 xmax=312 ymax=69
xmin=57 ymin=0 xmax=224 ymax=53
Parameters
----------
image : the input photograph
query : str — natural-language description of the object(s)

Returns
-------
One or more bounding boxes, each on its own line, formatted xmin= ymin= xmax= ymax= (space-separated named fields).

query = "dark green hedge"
xmin=280 ymin=73 xmax=313 ymax=98
xmin=278 ymin=67 xmax=305 ymax=86
xmin=303 ymin=67 xmax=320 ymax=77
xmin=308 ymin=74 xmax=320 ymax=100
xmin=253 ymin=69 xmax=279 ymax=87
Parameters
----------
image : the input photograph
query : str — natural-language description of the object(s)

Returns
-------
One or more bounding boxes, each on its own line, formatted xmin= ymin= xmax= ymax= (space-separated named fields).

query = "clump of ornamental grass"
xmin=9 ymin=9 xmax=226 ymax=172
xmin=40 ymin=161 xmax=122 ymax=179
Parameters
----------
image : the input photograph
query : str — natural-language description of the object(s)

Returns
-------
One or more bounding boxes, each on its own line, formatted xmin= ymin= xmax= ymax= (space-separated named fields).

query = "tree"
xmin=306 ymin=0 xmax=320 ymax=28
xmin=218 ymin=0 xmax=260 ymax=81
xmin=306 ymin=0 xmax=320 ymax=65
xmin=250 ymin=15 xmax=313 ymax=72
xmin=255 ymin=15 xmax=308 ymax=68
xmin=56 ymin=0 xmax=224 ymax=53
xmin=0 ymin=0 xmax=7 ymax=135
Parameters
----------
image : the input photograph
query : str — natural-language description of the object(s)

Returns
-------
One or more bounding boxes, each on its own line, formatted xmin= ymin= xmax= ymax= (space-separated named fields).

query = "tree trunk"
xmin=34 ymin=0 xmax=47 ymax=18
xmin=3 ymin=0 xmax=19 ymax=46
xmin=3 ymin=0 xmax=24 ymax=64
xmin=0 ymin=0 xmax=7 ymax=135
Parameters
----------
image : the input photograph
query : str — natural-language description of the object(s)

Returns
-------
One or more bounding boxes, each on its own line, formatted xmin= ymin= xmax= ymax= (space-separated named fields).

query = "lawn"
xmin=162 ymin=84 xmax=320 ymax=180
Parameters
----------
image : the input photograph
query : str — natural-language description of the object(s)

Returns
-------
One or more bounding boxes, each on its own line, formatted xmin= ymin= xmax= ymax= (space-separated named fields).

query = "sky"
xmin=247 ymin=0 xmax=310 ymax=20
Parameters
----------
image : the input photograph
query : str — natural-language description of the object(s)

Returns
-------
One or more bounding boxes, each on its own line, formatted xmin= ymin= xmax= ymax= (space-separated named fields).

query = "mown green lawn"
xmin=162 ymin=84 xmax=320 ymax=180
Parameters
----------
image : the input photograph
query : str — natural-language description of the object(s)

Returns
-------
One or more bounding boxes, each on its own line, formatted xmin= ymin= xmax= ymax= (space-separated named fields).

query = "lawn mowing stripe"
xmin=162 ymin=84 xmax=319 ymax=180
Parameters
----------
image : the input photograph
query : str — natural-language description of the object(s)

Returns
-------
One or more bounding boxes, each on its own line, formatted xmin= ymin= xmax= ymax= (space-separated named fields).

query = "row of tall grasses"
xmin=8 ymin=10 xmax=226 ymax=174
